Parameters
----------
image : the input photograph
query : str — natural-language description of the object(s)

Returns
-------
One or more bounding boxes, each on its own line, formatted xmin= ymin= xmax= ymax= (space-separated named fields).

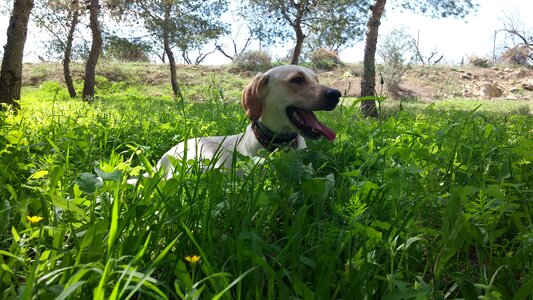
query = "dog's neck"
xmin=251 ymin=120 xmax=298 ymax=151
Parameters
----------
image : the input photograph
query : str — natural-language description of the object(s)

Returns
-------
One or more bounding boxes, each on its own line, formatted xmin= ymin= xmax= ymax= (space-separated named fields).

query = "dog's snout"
xmin=324 ymin=88 xmax=341 ymax=110
xmin=325 ymin=88 xmax=341 ymax=100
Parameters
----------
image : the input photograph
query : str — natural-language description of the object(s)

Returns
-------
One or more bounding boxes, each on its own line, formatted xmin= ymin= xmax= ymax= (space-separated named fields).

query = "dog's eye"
xmin=290 ymin=76 xmax=306 ymax=85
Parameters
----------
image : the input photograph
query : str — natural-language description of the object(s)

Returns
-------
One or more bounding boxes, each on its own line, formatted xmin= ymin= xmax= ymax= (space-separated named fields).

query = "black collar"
xmin=251 ymin=121 xmax=298 ymax=151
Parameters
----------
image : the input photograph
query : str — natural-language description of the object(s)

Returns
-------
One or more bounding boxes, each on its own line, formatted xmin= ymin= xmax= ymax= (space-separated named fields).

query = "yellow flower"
xmin=26 ymin=215 xmax=44 ymax=225
xmin=184 ymin=255 xmax=201 ymax=265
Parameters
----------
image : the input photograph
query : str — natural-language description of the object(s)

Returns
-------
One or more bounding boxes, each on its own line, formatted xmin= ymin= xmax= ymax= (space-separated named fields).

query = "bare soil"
xmin=325 ymin=64 xmax=533 ymax=103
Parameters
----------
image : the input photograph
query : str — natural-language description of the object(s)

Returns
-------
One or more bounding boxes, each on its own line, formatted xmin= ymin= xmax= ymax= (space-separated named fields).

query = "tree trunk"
xmin=360 ymin=0 xmax=386 ymax=118
xmin=163 ymin=31 xmax=182 ymax=99
xmin=63 ymin=0 xmax=79 ymax=98
xmin=0 ymin=0 xmax=34 ymax=110
xmin=82 ymin=0 xmax=102 ymax=102
xmin=290 ymin=20 xmax=305 ymax=65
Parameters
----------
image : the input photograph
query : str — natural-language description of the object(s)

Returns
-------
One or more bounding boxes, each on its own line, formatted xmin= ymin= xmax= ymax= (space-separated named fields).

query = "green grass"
xmin=0 ymin=77 xmax=532 ymax=299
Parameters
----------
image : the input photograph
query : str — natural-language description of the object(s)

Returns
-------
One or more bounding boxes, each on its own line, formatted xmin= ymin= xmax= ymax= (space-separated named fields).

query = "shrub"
xmin=500 ymin=45 xmax=532 ymax=66
xmin=468 ymin=55 xmax=491 ymax=68
xmin=234 ymin=50 xmax=272 ymax=72
xmin=378 ymin=29 xmax=415 ymax=98
xmin=309 ymin=48 xmax=341 ymax=70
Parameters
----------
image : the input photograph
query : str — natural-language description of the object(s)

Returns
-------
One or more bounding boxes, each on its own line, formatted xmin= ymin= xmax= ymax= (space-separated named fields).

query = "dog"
xmin=143 ymin=65 xmax=341 ymax=180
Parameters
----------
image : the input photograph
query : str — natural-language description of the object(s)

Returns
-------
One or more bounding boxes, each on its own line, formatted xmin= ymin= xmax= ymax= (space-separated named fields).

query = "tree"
xmin=360 ymin=0 xmax=386 ymax=118
xmin=64 ymin=0 xmax=81 ymax=97
xmin=33 ymin=0 xmax=83 ymax=98
xmin=498 ymin=11 xmax=532 ymax=66
xmin=82 ymin=0 xmax=102 ymax=102
xmin=241 ymin=0 xmax=369 ymax=65
xmin=360 ymin=0 xmax=477 ymax=117
xmin=378 ymin=28 xmax=415 ymax=98
xmin=126 ymin=0 xmax=227 ymax=98
xmin=215 ymin=22 xmax=256 ymax=62
xmin=0 ymin=0 xmax=34 ymax=110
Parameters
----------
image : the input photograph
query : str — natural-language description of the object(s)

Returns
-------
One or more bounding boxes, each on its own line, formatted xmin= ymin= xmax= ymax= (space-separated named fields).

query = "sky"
xmin=0 ymin=0 xmax=532 ymax=65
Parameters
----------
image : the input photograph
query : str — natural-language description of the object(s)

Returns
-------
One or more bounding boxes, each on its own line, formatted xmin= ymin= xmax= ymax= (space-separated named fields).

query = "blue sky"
xmin=1 ymin=0 xmax=531 ymax=65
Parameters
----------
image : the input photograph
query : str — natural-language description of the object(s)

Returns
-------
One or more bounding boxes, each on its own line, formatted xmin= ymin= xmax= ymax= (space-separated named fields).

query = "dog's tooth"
xmin=293 ymin=111 xmax=302 ymax=123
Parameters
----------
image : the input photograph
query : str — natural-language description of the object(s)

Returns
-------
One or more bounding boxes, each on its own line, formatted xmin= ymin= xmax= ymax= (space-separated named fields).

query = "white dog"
xmin=140 ymin=65 xmax=340 ymax=180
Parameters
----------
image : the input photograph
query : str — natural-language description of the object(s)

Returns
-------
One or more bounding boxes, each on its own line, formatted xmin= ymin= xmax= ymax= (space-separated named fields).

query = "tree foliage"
xmin=132 ymin=0 xmax=228 ymax=60
xmin=240 ymin=0 xmax=370 ymax=64
xmin=396 ymin=0 xmax=477 ymax=18
xmin=378 ymin=28 xmax=414 ymax=97
xmin=32 ymin=0 xmax=87 ymax=61
xmin=103 ymin=35 xmax=151 ymax=62
xmin=110 ymin=0 xmax=228 ymax=97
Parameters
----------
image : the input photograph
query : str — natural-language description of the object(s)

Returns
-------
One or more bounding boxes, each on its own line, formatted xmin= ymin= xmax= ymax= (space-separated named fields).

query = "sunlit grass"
xmin=0 ymin=77 xmax=532 ymax=299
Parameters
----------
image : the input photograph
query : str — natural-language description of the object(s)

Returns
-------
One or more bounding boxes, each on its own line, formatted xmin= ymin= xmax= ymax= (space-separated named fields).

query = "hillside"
xmin=21 ymin=61 xmax=533 ymax=106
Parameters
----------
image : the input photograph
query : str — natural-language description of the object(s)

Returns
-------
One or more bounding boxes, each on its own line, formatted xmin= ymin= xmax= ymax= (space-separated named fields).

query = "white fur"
xmin=130 ymin=65 xmax=338 ymax=182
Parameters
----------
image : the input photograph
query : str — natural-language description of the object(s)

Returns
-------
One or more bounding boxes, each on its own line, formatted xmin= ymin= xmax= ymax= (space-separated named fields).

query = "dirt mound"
xmin=324 ymin=65 xmax=533 ymax=102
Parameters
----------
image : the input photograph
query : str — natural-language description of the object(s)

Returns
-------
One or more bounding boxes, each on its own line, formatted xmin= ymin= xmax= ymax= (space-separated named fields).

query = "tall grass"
xmin=0 ymin=80 xmax=532 ymax=299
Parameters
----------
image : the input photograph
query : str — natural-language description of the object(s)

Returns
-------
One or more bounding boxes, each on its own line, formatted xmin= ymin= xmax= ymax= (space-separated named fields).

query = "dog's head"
xmin=241 ymin=65 xmax=341 ymax=141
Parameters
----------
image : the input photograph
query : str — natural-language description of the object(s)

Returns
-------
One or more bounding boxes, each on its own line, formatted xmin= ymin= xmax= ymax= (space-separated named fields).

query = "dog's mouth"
xmin=286 ymin=107 xmax=336 ymax=141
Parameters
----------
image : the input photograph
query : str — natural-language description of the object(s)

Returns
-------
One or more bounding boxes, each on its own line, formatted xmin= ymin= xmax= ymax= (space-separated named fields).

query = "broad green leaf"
xmin=75 ymin=173 xmax=103 ymax=194
xmin=49 ymin=195 xmax=87 ymax=220
xmin=95 ymin=167 xmax=122 ymax=182
xmin=5 ymin=130 xmax=28 ymax=145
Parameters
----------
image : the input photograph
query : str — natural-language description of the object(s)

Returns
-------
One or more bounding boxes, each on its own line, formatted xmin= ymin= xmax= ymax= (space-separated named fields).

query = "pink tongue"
xmin=297 ymin=109 xmax=336 ymax=141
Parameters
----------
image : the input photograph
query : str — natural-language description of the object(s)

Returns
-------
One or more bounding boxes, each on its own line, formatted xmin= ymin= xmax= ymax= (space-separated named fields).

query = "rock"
xmin=460 ymin=72 xmax=473 ymax=80
xmin=343 ymin=71 xmax=353 ymax=78
xmin=522 ymin=79 xmax=533 ymax=91
xmin=474 ymin=81 xmax=504 ymax=98
xmin=514 ymin=69 xmax=528 ymax=78
xmin=509 ymin=87 xmax=521 ymax=93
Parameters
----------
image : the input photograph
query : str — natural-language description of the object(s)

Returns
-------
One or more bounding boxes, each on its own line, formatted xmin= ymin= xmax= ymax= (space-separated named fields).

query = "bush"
xmin=234 ymin=50 xmax=272 ymax=72
xmin=468 ymin=55 xmax=491 ymax=68
xmin=500 ymin=45 xmax=532 ymax=66
xmin=309 ymin=48 xmax=341 ymax=70
xmin=378 ymin=29 xmax=415 ymax=98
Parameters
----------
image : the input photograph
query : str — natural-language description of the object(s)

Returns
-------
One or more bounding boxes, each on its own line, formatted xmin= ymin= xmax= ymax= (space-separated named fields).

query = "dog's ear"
xmin=241 ymin=73 xmax=268 ymax=121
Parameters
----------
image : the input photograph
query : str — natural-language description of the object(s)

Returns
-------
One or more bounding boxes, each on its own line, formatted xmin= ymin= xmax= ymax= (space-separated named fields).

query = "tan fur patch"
xmin=241 ymin=73 xmax=269 ymax=121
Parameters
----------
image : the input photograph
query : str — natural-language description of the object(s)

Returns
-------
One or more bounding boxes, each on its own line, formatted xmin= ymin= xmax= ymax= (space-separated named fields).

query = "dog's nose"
xmin=324 ymin=88 xmax=341 ymax=110
xmin=325 ymin=88 xmax=341 ymax=100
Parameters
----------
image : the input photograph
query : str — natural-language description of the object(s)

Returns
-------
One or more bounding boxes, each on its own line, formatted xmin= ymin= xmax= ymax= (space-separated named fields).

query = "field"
xmin=0 ymin=63 xmax=532 ymax=299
